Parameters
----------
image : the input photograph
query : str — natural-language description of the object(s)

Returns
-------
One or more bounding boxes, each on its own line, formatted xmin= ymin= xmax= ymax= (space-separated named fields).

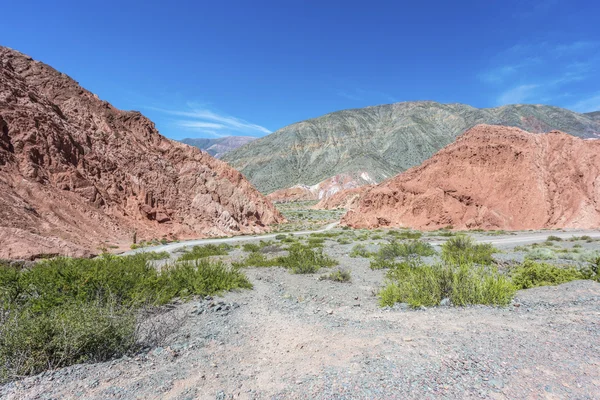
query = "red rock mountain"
xmin=343 ymin=125 xmax=600 ymax=230
xmin=0 ymin=47 xmax=283 ymax=259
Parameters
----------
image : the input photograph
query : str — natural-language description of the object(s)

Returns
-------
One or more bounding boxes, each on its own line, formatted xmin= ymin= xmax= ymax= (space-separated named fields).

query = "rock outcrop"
xmin=0 ymin=47 xmax=283 ymax=259
xmin=343 ymin=125 xmax=600 ymax=230
xmin=267 ymin=172 xmax=375 ymax=203
xmin=314 ymin=185 xmax=372 ymax=210
xmin=224 ymin=102 xmax=600 ymax=194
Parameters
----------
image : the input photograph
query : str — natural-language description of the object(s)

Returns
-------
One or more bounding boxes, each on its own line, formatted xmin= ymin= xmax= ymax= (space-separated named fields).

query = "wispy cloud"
xmin=569 ymin=93 xmax=600 ymax=113
xmin=148 ymin=106 xmax=271 ymax=136
xmin=497 ymin=84 xmax=540 ymax=104
xmin=479 ymin=39 xmax=599 ymax=108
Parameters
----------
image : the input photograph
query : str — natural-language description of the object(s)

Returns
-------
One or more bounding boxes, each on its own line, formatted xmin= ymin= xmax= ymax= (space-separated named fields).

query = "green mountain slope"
xmin=223 ymin=102 xmax=600 ymax=193
xmin=585 ymin=111 xmax=600 ymax=122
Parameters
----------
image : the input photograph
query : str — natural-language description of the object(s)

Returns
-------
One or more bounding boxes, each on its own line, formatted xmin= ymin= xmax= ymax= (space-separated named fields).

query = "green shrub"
xmin=139 ymin=251 xmax=170 ymax=260
xmin=525 ymin=247 xmax=556 ymax=260
xmin=177 ymin=244 xmax=230 ymax=261
xmin=232 ymin=251 xmax=278 ymax=268
xmin=336 ymin=238 xmax=351 ymax=245
xmin=441 ymin=235 xmax=497 ymax=265
xmin=387 ymin=230 xmax=422 ymax=240
xmin=560 ymin=249 xmax=600 ymax=263
xmin=277 ymin=244 xmax=338 ymax=274
xmin=275 ymin=234 xmax=287 ymax=240
xmin=370 ymin=240 xmax=436 ymax=269
xmin=379 ymin=260 xmax=515 ymax=308
xmin=319 ymin=269 xmax=351 ymax=283
xmin=510 ymin=261 xmax=589 ymax=289
xmin=0 ymin=254 xmax=251 ymax=383
xmin=242 ymin=243 xmax=261 ymax=252
xmin=546 ymin=235 xmax=563 ymax=242
xmin=306 ymin=237 xmax=325 ymax=247
xmin=350 ymin=244 xmax=372 ymax=258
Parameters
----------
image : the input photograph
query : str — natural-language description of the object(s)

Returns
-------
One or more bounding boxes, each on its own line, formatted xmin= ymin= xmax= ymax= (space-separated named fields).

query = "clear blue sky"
xmin=2 ymin=0 xmax=599 ymax=139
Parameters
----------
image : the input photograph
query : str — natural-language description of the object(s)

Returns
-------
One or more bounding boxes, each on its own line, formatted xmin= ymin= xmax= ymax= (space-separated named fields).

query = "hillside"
xmin=342 ymin=124 xmax=600 ymax=230
xmin=0 ymin=47 xmax=282 ymax=259
xmin=224 ymin=102 xmax=600 ymax=194
xmin=180 ymin=136 xmax=255 ymax=158
xmin=585 ymin=111 xmax=600 ymax=122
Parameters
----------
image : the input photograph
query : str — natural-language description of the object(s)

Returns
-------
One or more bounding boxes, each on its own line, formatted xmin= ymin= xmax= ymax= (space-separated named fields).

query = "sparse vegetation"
xmin=387 ymin=230 xmax=422 ymax=239
xmin=350 ymin=244 xmax=372 ymax=258
xmin=319 ymin=269 xmax=351 ymax=283
xmin=510 ymin=261 xmax=593 ymax=289
xmin=0 ymin=254 xmax=251 ymax=383
xmin=547 ymin=235 xmax=563 ymax=242
xmin=370 ymin=240 xmax=436 ymax=269
xmin=525 ymin=247 xmax=556 ymax=260
xmin=379 ymin=260 xmax=515 ymax=308
xmin=177 ymin=243 xmax=231 ymax=261
xmin=441 ymin=235 xmax=497 ymax=265
xmin=279 ymin=243 xmax=338 ymax=274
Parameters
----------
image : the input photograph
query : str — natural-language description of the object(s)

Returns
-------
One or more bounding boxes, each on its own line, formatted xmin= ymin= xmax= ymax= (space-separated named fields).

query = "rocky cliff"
xmin=342 ymin=125 xmax=600 ymax=230
xmin=224 ymin=102 xmax=600 ymax=194
xmin=0 ymin=47 xmax=282 ymax=259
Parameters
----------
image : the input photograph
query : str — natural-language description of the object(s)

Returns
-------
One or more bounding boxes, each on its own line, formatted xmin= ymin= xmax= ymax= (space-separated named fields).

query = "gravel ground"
xmin=2 ymin=233 xmax=600 ymax=399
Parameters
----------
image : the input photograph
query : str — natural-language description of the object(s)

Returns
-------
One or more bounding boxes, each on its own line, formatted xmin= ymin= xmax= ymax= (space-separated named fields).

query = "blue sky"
xmin=2 ymin=0 xmax=599 ymax=139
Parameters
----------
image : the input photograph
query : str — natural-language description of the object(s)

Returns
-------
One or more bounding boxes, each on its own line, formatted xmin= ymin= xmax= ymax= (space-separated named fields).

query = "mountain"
xmin=585 ymin=111 xmax=600 ymax=122
xmin=0 ymin=47 xmax=282 ymax=259
xmin=342 ymin=125 xmax=600 ymax=230
xmin=223 ymin=102 xmax=600 ymax=194
xmin=180 ymin=136 xmax=255 ymax=158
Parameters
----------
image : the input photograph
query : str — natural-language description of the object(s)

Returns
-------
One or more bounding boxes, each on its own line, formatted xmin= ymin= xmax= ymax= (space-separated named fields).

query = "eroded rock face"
xmin=343 ymin=125 xmax=600 ymax=230
xmin=0 ymin=47 xmax=283 ymax=259
xmin=313 ymin=186 xmax=372 ymax=210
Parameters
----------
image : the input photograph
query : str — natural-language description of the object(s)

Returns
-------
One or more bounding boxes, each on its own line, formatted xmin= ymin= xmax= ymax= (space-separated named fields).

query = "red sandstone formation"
xmin=343 ymin=125 xmax=600 ymax=230
xmin=0 ymin=47 xmax=283 ymax=259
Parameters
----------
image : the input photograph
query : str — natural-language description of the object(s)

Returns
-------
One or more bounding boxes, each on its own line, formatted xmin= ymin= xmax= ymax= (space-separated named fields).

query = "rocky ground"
xmin=3 ymin=231 xmax=600 ymax=400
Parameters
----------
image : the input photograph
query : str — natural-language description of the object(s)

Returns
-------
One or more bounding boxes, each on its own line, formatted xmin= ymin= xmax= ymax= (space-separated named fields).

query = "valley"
xmin=2 ymin=38 xmax=600 ymax=400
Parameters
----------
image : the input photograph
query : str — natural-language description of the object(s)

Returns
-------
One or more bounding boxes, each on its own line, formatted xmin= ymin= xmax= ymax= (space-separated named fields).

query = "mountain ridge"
xmin=223 ymin=101 xmax=600 ymax=194
xmin=180 ymin=136 xmax=255 ymax=158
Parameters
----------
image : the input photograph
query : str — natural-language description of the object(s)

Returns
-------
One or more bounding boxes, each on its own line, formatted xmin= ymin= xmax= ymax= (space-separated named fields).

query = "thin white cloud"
xmin=178 ymin=121 xmax=226 ymax=129
xmin=569 ymin=93 xmax=600 ymax=113
xmin=481 ymin=40 xmax=599 ymax=107
xmin=497 ymin=84 xmax=540 ymax=105
xmin=147 ymin=106 xmax=271 ymax=136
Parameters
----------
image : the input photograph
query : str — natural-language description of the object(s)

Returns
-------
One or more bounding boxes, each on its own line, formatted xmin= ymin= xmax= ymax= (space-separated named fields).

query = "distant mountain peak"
xmin=180 ymin=136 xmax=256 ymax=158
